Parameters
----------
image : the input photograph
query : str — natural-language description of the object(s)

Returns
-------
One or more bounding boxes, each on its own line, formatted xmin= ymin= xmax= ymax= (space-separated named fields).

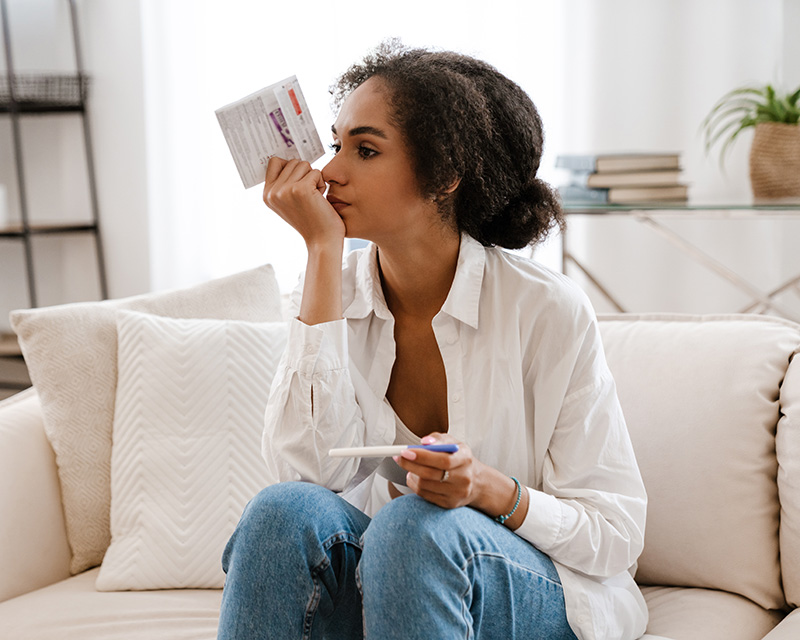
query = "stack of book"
xmin=556 ymin=153 xmax=688 ymax=204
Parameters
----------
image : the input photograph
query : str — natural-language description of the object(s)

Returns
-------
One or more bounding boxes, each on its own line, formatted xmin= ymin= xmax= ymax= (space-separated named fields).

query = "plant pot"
xmin=749 ymin=122 xmax=800 ymax=199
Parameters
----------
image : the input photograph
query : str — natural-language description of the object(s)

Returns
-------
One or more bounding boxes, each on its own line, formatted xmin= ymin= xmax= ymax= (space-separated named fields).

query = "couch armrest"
xmin=0 ymin=389 xmax=71 ymax=603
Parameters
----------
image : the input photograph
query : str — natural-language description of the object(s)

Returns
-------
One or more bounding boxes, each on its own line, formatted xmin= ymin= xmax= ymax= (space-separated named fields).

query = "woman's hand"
xmin=394 ymin=433 xmax=483 ymax=510
xmin=262 ymin=157 xmax=345 ymax=248
xmin=263 ymin=157 xmax=345 ymax=325
xmin=394 ymin=433 xmax=529 ymax=529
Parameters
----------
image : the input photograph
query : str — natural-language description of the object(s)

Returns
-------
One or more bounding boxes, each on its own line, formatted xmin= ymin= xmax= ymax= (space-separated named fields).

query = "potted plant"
xmin=701 ymin=83 xmax=800 ymax=199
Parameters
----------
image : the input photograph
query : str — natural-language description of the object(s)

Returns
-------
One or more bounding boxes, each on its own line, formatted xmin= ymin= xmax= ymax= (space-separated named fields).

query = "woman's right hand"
xmin=262 ymin=157 xmax=345 ymax=248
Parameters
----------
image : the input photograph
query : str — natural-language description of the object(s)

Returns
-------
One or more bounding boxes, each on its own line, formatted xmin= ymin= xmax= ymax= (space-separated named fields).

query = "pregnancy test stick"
xmin=328 ymin=444 xmax=459 ymax=458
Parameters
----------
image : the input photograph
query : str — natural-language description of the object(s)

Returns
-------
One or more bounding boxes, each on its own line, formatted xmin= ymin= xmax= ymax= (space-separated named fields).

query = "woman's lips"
xmin=326 ymin=195 xmax=350 ymax=212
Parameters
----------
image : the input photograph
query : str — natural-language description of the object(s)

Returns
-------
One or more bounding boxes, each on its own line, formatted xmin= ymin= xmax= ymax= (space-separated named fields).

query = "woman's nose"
xmin=321 ymin=153 xmax=344 ymax=185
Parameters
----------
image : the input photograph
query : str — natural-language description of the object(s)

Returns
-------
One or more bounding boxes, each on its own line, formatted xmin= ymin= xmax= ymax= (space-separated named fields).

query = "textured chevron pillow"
xmin=96 ymin=311 xmax=288 ymax=591
xmin=10 ymin=264 xmax=282 ymax=575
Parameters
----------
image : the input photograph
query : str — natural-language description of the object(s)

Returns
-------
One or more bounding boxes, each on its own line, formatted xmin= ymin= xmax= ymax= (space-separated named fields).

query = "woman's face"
xmin=322 ymin=77 xmax=442 ymax=244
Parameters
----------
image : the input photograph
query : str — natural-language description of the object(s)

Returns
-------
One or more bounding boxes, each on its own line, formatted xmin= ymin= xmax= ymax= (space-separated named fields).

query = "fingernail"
xmin=392 ymin=455 xmax=400 ymax=462
xmin=401 ymin=449 xmax=416 ymax=460
xmin=421 ymin=435 xmax=436 ymax=444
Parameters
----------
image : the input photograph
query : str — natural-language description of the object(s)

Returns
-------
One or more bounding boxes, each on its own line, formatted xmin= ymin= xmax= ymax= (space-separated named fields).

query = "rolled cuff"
xmin=285 ymin=317 xmax=348 ymax=375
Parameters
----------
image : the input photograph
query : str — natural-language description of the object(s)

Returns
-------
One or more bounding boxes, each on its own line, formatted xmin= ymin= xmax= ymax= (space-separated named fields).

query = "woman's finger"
xmin=284 ymin=159 xmax=314 ymax=183
xmin=264 ymin=156 xmax=288 ymax=186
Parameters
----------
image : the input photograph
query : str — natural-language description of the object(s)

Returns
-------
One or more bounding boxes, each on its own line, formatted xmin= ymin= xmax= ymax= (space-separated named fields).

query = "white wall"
xmin=2 ymin=0 xmax=798 ymax=330
xmin=81 ymin=0 xmax=151 ymax=298
xmin=560 ymin=0 xmax=800 ymax=319
xmin=138 ymin=0 xmax=566 ymax=294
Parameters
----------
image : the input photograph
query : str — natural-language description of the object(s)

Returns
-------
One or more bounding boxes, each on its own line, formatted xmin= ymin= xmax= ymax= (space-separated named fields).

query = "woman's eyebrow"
xmin=331 ymin=124 xmax=389 ymax=139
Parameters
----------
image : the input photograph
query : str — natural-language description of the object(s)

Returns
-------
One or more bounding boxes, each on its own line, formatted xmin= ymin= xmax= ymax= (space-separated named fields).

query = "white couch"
xmin=1 ymin=311 xmax=800 ymax=640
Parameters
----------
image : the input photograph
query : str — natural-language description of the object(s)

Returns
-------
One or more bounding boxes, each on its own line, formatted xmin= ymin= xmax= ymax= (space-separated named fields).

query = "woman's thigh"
xmin=358 ymin=495 xmax=576 ymax=640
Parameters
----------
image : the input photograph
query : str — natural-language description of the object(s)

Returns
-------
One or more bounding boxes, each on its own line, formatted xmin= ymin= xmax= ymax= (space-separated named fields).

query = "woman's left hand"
xmin=394 ymin=433 xmax=485 ymax=510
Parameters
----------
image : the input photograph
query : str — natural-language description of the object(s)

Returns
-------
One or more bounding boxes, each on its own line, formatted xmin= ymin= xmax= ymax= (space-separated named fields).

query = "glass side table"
xmin=562 ymin=200 xmax=800 ymax=322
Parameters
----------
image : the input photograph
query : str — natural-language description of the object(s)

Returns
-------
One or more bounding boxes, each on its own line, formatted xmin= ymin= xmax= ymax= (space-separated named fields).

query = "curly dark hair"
xmin=331 ymin=40 xmax=564 ymax=250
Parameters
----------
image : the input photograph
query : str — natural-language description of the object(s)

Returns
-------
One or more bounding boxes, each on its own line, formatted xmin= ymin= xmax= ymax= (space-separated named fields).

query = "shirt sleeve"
xmin=261 ymin=317 xmax=366 ymax=492
xmin=514 ymin=320 xmax=648 ymax=579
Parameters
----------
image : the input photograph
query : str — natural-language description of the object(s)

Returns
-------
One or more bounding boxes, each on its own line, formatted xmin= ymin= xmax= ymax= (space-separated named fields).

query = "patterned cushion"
xmin=96 ymin=311 xmax=287 ymax=590
xmin=10 ymin=265 xmax=282 ymax=574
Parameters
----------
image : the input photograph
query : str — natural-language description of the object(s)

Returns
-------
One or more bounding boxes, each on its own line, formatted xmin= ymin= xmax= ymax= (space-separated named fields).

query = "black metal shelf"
xmin=0 ymin=0 xmax=107 ymax=308
xmin=0 ymin=102 xmax=85 ymax=114
xmin=0 ymin=222 xmax=99 ymax=238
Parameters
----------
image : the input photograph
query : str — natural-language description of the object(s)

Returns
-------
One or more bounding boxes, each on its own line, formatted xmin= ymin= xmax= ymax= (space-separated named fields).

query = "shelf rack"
xmin=0 ymin=0 xmax=108 ymax=308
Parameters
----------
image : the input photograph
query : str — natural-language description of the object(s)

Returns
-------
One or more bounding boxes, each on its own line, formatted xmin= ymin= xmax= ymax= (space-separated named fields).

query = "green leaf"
xmin=705 ymin=117 xmax=749 ymax=153
xmin=757 ymin=102 xmax=783 ymax=121
xmin=700 ymin=83 xmax=800 ymax=163
xmin=702 ymin=99 xmax=763 ymax=133
xmin=718 ymin=120 xmax=755 ymax=166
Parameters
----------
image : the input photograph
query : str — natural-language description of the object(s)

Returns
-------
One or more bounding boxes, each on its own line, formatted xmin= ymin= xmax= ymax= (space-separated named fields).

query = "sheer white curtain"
xmin=140 ymin=0 xmax=566 ymax=293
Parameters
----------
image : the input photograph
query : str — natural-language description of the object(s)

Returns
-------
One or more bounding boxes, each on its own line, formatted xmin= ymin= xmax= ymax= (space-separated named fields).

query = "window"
xmin=141 ymin=0 xmax=565 ymax=293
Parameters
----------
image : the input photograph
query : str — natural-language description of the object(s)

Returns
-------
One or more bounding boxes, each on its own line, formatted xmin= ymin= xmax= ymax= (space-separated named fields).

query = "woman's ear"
xmin=444 ymin=177 xmax=461 ymax=194
xmin=430 ymin=177 xmax=461 ymax=203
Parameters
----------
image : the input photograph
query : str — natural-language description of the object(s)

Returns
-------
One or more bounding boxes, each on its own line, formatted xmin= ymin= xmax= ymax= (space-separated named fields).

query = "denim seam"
xmin=457 ymin=550 xmax=564 ymax=639
xmin=463 ymin=550 xmax=563 ymax=588
xmin=303 ymin=565 xmax=323 ymax=640
xmin=321 ymin=530 xmax=364 ymax=552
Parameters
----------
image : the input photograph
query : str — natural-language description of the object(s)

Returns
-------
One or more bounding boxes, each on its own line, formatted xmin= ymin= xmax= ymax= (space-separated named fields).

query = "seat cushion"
xmin=599 ymin=313 xmax=800 ymax=610
xmin=641 ymin=586 xmax=784 ymax=640
xmin=0 ymin=569 xmax=221 ymax=640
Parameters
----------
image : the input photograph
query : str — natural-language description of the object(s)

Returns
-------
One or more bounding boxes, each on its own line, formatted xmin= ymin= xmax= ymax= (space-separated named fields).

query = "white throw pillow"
xmin=10 ymin=264 xmax=283 ymax=574
xmin=96 ymin=311 xmax=288 ymax=591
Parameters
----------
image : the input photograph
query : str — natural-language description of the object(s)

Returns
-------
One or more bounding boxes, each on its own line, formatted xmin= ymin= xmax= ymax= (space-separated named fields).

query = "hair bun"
xmin=475 ymin=179 xmax=563 ymax=249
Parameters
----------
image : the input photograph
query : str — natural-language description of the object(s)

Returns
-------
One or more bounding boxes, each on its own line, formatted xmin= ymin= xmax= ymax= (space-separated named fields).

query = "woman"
xmin=217 ymin=41 xmax=648 ymax=640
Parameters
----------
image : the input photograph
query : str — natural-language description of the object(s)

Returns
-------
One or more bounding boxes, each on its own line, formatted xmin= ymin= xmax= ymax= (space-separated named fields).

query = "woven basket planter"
xmin=749 ymin=122 xmax=800 ymax=199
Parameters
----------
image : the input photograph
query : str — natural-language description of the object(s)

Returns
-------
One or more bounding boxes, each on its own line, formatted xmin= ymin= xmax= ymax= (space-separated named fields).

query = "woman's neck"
xmin=377 ymin=227 xmax=461 ymax=321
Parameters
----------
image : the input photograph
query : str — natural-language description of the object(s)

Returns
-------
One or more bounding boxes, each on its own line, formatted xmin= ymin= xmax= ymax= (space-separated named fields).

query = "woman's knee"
xmin=237 ymin=482 xmax=330 ymax=535
xmin=222 ymin=481 xmax=344 ymax=571
xmin=360 ymin=495 xmax=469 ymax=571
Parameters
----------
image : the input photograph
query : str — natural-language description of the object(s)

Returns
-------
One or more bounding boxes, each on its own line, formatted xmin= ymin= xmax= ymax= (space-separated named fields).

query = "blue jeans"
xmin=218 ymin=481 xmax=577 ymax=640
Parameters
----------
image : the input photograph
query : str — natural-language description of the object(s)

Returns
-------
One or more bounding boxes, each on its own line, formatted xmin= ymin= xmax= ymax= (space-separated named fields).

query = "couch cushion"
xmin=96 ymin=312 xmax=287 ymax=590
xmin=777 ymin=343 xmax=800 ymax=607
xmin=598 ymin=313 xmax=800 ymax=610
xmin=640 ymin=586 xmax=784 ymax=640
xmin=0 ymin=568 xmax=221 ymax=640
xmin=763 ymin=608 xmax=800 ymax=640
xmin=10 ymin=265 xmax=283 ymax=575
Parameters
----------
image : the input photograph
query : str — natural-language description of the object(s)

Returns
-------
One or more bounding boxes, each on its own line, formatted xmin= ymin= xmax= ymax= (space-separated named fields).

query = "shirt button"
xmin=447 ymin=335 xmax=457 ymax=345
xmin=452 ymin=393 xmax=461 ymax=403
xmin=305 ymin=345 xmax=315 ymax=354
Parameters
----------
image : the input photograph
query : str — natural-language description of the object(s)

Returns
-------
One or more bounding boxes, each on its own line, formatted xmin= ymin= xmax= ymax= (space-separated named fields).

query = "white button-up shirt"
xmin=263 ymin=235 xmax=648 ymax=640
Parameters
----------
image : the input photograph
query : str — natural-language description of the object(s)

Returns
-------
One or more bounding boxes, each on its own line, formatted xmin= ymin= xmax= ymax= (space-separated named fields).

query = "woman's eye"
xmin=358 ymin=146 xmax=378 ymax=159
xmin=329 ymin=142 xmax=341 ymax=154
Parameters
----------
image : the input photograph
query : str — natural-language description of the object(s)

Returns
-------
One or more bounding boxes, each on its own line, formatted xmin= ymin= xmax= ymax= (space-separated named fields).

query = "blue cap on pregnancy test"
xmin=408 ymin=444 xmax=459 ymax=453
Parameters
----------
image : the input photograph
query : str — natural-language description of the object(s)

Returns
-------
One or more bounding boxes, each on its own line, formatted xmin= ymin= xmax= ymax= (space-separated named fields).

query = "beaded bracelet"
xmin=495 ymin=476 xmax=522 ymax=524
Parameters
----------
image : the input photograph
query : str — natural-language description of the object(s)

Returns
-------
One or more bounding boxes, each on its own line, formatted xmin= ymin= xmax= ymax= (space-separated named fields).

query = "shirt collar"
xmin=343 ymin=234 xmax=486 ymax=329
xmin=440 ymin=234 xmax=485 ymax=330
xmin=343 ymin=242 xmax=392 ymax=321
